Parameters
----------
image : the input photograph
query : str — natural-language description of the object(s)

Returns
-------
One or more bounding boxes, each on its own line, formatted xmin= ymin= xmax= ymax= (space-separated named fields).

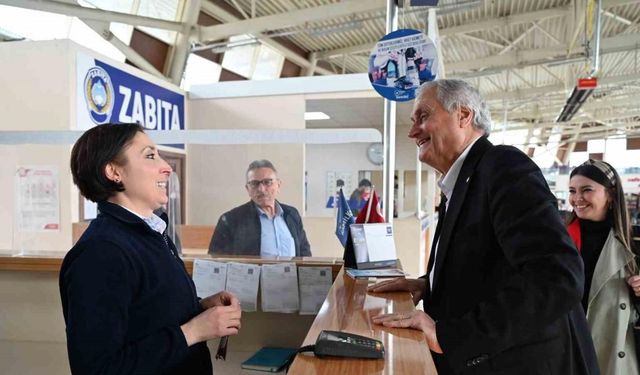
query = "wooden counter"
xmin=0 ymin=251 xmax=343 ymax=279
xmin=0 ymin=251 xmax=345 ymax=374
xmin=288 ymin=268 xmax=437 ymax=374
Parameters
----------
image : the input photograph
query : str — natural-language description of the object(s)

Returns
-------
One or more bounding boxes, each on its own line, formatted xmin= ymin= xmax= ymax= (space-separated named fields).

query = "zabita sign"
xmin=76 ymin=53 xmax=185 ymax=148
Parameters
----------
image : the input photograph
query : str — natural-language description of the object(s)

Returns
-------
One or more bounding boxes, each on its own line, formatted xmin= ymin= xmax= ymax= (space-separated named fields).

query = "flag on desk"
xmin=335 ymin=188 xmax=355 ymax=248
xmin=355 ymin=190 xmax=385 ymax=224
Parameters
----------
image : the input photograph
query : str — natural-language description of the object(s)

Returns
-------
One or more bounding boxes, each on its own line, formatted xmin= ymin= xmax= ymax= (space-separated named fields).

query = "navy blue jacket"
xmin=208 ymin=201 xmax=311 ymax=256
xmin=60 ymin=201 xmax=212 ymax=374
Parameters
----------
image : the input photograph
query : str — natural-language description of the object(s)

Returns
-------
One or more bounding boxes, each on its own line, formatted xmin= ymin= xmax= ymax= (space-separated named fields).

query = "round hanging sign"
xmin=368 ymin=29 xmax=439 ymax=102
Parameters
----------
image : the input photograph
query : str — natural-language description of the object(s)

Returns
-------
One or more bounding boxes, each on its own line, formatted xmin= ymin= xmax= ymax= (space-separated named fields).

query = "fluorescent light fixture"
xmin=556 ymin=86 xmax=594 ymax=122
xmin=304 ymin=112 xmax=330 ymax=120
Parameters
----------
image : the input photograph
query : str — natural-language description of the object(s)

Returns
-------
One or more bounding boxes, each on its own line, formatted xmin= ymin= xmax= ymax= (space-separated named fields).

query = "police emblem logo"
xmin=84 ymin=66 xmax=114 ymax=124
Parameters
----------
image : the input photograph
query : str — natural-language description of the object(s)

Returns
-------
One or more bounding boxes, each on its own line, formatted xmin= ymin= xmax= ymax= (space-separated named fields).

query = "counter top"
xmin=288 ymin=268 xmax=436 ymax=374
xmin=0 ymin=250 xmax=343 ymax=277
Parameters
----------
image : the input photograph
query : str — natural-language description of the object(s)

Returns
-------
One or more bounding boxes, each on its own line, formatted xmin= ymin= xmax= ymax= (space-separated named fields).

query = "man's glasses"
xmin=246 ymin=178 xmax=275 ymax=189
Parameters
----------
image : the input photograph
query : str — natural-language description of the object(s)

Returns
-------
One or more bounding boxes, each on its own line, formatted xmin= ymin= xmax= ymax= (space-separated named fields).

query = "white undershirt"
xmin=429 ymin=136 xmax=481 ymax=289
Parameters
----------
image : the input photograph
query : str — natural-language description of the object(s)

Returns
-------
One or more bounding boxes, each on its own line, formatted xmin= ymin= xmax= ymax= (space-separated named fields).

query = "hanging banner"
xmin=15 ymin=166 xmax=60 ymax=232
xmin=76 ymin=52 xmax=185 ymax=148
xmin=368 ymin=29 xmax=438 ymax=102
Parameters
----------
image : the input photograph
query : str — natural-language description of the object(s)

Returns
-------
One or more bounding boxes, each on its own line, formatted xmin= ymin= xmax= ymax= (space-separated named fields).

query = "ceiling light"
xmin=556 ymin=87 xmax=594 ymax=122
xmin=304 ymin=112 xmax=330 ymax=120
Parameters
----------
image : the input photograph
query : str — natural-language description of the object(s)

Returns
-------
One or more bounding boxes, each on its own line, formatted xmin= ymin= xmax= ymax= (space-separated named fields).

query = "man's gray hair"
xmin=418 ymin=79 xmax=492 ymax=135
xmin=246 ymin=159 xmax=277 ymax=179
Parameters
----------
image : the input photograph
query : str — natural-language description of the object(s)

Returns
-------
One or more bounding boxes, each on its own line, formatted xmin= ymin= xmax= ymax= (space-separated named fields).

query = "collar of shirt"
xmin=255 ymin=202 xmax=284 ymax=218
xmin=118 ymin=205 xmax=167 ymax=234
xmin=437 ymin=136 xmax=481 ymax=203
xmin=255 ymin=201 xmax=295 ymax=257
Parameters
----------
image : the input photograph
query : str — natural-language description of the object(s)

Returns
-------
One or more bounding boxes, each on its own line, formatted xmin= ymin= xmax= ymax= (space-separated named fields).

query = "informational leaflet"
xmin=15 ymin=166 xmax=60 ymax=232
xmin=192 ymin=260 xmax=227 ymax=298
xmin=261 ymin=263 xmax=299 ymax=313
xmin=298 ymin=267 xmax=333 ymax=315
xmin=362 ymin=224 xmax=397 ymax=262
xmin=225 ymin=262 xmax=261 ymax=312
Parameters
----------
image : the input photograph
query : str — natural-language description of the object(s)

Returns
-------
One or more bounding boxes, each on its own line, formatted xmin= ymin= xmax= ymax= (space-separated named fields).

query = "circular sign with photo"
xmin=368 ymin=29 xmax=438 ymax=102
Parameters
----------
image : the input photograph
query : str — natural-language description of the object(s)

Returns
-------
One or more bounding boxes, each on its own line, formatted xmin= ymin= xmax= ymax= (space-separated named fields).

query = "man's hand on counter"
xmin=367 ymin=277 xmax=427 ymax=305
xmin=371 ymin=310 xmax=443 ymax=354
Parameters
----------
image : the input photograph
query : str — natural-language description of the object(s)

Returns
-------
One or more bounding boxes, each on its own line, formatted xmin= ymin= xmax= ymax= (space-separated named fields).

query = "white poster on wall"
xmin=15 ymin=166 xmax=60 ymax=232
xmin=325 ymin=172 xmax=354 ymax=208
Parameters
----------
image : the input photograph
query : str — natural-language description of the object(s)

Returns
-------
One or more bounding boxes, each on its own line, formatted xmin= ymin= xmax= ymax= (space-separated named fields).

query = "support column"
xmin=168 ymin=0 xmax=201 ymax=85
xmin=382 ymin=0 xmax=398 ymax=223
xmin=304 ymin=52 xmax=318 ymax=76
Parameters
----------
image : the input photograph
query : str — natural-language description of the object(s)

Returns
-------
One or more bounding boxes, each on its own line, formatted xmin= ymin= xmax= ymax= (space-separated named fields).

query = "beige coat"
xmin=586 ymin=231 xmax=639 ymax=375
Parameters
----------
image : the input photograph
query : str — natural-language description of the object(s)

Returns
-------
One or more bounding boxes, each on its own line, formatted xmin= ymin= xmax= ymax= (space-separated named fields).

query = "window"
xmin=0 ymin=4 xmax=126 ymax=62
xmin=221 ymin=34 xmax=284 ymax=80
xmin=181 ymin=54 xmax=222 ymax=91
xmin=136 ymin=0 xmax=179 ymax=44
xmin=221 ymin=34 xmax=260 ymax=78
xmin=252 ymin=44 xmax=285 ymax=80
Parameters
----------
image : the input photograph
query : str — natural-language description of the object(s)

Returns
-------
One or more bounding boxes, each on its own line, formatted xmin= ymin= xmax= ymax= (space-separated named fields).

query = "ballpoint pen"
xmin=215 ymin=294 xmax=233 ymax=360
xmin=215 ymin=336 xmax=228 ymax=360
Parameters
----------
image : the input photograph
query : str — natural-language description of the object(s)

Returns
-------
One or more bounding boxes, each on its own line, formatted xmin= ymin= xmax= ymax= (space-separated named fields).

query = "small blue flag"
xmin=335 ymin=188 xmax=355 ymax=248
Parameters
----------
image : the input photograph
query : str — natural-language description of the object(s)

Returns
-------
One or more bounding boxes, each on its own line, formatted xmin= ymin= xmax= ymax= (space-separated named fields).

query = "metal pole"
xmin=590 ymin=0 xmax=602 ymax=77
xmin=383 ymin=0 xmax=398 ymax=223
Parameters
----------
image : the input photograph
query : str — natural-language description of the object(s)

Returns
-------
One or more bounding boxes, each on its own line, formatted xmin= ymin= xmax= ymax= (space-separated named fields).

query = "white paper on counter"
xmin=260 ymin=263 xmax=299 ymax=313
xmin=192 ymin=259 xmax=228 ymax=298
xmin=363 ymin=224 xmax=397 ymax=262
xmin=298 ymin=266 xmax=333 ymax=315
xmin=225 ymin=262 xmax=261 ymax=312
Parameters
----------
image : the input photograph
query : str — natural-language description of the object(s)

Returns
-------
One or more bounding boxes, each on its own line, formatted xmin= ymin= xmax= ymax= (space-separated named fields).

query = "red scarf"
xmin=567 ymin=219 xmax=581 ymax=252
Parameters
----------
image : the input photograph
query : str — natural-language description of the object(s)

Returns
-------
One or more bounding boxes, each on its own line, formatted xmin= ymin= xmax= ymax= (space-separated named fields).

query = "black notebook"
xmin=241 ymin=347 xmax=297 ymax=373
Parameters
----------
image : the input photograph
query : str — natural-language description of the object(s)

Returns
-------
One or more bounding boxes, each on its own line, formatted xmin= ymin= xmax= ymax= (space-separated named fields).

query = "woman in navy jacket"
xmin=60 ymin=123 xmax=241 ymax=374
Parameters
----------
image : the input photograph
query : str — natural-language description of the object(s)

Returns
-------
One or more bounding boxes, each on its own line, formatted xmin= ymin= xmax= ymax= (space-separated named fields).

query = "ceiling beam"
xmin=168 ymin=0 xmax=201 ymax=85
xmin=454 ymin=32 xmax=640 ymax=77
xmin=0 ymin=0 xmax=185 ymax=31
xmin=520 ymin=126 xmax=640 ymax=149
xmin=498 ymin=23 xmax=536 ymax=55
xmin=315 ymin=0 xmax=639 ymax=60
xmin=82 ymin=20 xmax=165 ymax=79
xmin=503 ymin=109 xmax=640 ymax=133
xmin=317 ymin=4 xmax=570 ymax=59
xmin=557 ymin=126 xmax=640 ymax=145
xmin=507 ymin=94 xmax=640 ymax=121
xmin=455 ymin=33 xmax=505 ymax=49
xmin=485 ymin=71 xmax=640 ymax=101
xmin=603 ymin=0 xmax=640 ymax=8
xmin=444 ymin=6 xmax=569 ymax=38
xmin=199 ymin=0 xmax=385 ymax=43
xmin=200 ymin=1 xmax=334 ymax=76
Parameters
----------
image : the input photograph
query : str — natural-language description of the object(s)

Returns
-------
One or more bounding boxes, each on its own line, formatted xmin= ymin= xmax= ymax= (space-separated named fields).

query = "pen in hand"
xmin=215 ymin=294 xmax=233 ymax=360
xmin=215 ymin=336 xmax=228 ymax=360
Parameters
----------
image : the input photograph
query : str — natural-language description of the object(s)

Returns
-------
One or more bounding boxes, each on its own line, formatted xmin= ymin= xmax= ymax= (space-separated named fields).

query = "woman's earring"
xmin=114 ymin=178 xmax=120 ymax=183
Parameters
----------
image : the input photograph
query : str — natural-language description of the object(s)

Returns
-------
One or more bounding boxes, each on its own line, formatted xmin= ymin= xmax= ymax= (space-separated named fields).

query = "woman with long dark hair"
xmin=567 ymin=159 xmax=638 ymax=374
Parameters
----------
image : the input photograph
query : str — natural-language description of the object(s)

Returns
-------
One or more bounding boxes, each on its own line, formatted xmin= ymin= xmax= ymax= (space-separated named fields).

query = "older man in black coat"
xmin=370 ymin=79 xmax=598 ymax=374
